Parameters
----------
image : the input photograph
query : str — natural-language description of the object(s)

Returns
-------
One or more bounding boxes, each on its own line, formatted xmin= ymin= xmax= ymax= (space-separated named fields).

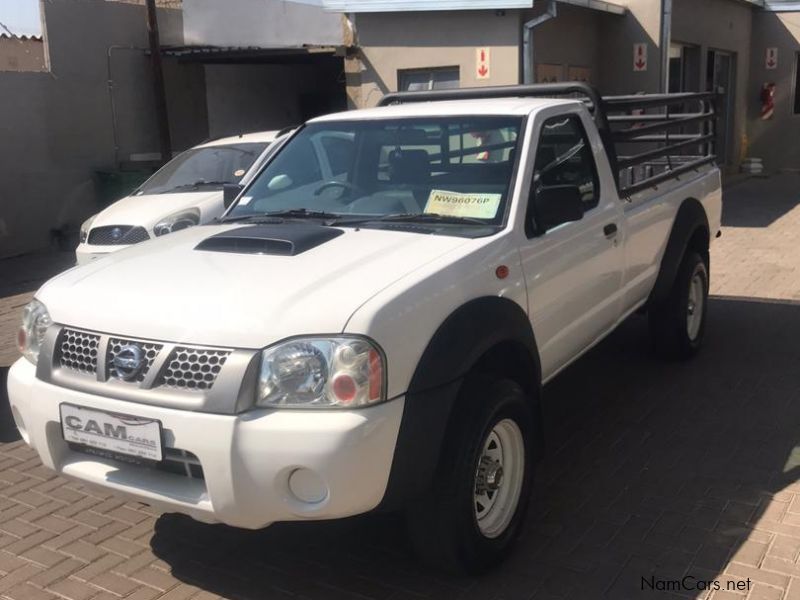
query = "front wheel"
xmin=649 ymin=250 xmax=709 ymax=359
xmin=406 ymin=376 xmax=535 ymax=574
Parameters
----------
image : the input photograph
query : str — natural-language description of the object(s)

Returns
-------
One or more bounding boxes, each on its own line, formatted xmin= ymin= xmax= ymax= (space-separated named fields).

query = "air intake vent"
xmin=195 ymin=224 xmax=344 ymax=256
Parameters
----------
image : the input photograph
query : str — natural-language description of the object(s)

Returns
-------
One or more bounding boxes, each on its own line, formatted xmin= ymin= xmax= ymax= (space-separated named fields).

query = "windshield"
xmin=227 ymin=117 xmax=522 ymax=230
xmin=138 ymin=142 xmax=269 ymax=195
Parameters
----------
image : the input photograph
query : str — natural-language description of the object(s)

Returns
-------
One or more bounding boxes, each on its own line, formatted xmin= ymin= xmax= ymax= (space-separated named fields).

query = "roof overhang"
xmin=161 ymin=45 xmax=346 ymax=64
xmin=556 ymin=0 xmax=625 ymax=15
xmin=322 ymin=0 xmax=624 ymax=11
xmin=763 ymin=1 xmax=800 ymax=10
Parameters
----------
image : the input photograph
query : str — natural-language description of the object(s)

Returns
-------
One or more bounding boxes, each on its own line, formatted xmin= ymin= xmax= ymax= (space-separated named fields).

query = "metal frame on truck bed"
xmin=379 ymin=82 xmax=718 ymax=197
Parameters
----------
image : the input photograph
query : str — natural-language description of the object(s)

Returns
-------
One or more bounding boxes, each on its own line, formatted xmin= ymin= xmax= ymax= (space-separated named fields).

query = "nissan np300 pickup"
xmin=9 ymin=84 xmax=722 ymax=573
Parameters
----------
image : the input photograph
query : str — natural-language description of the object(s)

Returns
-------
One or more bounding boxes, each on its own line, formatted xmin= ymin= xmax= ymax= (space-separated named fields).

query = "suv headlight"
xmin=257 ymin=336 xmax=385 ymax=409
xmin=17 ymin=299 xmax=52 ymax=365
xmin=153 ymin=207 xmax=200 ymax=237
xmin=79 ymin=214 xmax=96 ymax=244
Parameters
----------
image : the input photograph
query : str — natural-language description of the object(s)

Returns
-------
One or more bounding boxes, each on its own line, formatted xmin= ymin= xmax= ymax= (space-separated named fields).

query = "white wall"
xmin=183 ymin=0 xmax=344 ymax=48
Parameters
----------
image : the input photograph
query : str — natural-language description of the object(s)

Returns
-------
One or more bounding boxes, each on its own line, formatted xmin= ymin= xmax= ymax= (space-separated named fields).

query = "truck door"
xmin=518 ymin=111 xmax=625 ymax=381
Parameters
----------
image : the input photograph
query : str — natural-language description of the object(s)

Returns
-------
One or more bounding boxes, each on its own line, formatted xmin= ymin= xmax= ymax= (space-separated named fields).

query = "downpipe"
xmin=522 ymin=0 xmax=557 ymax=84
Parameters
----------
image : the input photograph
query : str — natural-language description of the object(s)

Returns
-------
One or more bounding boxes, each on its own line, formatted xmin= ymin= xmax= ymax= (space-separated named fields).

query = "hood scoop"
xmin=195 ymin=224 xmax=344 ymax=256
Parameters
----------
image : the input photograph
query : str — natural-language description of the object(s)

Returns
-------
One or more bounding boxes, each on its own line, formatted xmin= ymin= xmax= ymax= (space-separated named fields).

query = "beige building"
xmin=337 ymin=0 xmax=800 ymax=173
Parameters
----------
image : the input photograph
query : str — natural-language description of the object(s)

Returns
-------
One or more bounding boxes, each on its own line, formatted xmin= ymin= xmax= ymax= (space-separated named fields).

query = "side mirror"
xmin=223 ymin=183 xmax=244 ymax=208
xmin=532 ymin=185 xmax=584 ymax=233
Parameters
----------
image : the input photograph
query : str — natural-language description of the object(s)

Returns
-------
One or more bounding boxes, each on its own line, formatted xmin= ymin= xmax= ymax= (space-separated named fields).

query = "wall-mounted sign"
xmin=766 ymin=47 xmax=778 ymax=70
xmin=476 ymin=47 xmax=491 ymax=80
xmin=633 ymin=43 xmax=648 ymax=72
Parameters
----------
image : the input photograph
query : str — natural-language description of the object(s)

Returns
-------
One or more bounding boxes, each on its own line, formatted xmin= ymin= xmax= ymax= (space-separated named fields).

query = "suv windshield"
xmin=227 ymin=117 xmax=522 ymax=230
xmin=138 ymin=142 xmax=268 ymax=195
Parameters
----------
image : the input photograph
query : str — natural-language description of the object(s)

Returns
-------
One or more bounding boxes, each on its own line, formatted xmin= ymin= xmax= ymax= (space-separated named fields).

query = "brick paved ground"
xmin=0 ymin=175 xmax=799 ymax=600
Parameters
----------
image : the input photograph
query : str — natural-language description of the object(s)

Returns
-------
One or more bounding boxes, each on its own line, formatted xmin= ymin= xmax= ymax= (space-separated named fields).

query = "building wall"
xmin=672 ymin=0 xmax=752 ymax=167
xmin=0 ymin=37 xmax=46 ymax=72
xmin=747 ymin=10 xmax=800 ymax=171
xmin=599 ymin=0 xmax=663 ymax=94
xmin=525 ymin=4 xmax=606 ymax=85
xmin=349 ymin=10 xmax=521 ymax=108
xmin=0 ymin=0 xmax=201 ymax=259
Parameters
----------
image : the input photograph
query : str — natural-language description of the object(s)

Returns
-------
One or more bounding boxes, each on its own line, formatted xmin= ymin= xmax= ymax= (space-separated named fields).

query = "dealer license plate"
xmin=60 ymin=404 xmax=163 ymax=461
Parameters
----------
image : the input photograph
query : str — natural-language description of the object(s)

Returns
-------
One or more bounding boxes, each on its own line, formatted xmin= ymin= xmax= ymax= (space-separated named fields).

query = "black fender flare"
xmin=648 ymin=198 xmax=710 ymax=306
xmin=378 ymin=297 xmax=542 ymax=510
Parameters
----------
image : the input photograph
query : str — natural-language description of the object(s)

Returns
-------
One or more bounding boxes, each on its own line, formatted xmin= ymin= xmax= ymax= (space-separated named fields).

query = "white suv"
xmin=9 ymin=84 xmax=721 ymax=573
xmin=76 ymin=131 xmax=280 ymax=265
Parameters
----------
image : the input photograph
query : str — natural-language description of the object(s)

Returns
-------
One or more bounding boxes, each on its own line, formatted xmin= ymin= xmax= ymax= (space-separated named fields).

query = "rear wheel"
xmin=649 ymin=250 xmax=709 ymax=359
xmin=406 ymin=376 xmax=535 ymax=574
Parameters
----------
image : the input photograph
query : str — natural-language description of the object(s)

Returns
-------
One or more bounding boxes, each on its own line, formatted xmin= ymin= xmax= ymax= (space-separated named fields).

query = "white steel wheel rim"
xmin=473 ymin=418 xmax=525 ymax=539
xmin=687 ymin=270 xmax=705 ymax=341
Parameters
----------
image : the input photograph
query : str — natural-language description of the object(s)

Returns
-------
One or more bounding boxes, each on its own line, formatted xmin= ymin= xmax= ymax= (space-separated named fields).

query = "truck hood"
xmin=92 ymin=190 xmax=222 ymax=228
xmin=39 ymin=224 xmax=471 ymax=348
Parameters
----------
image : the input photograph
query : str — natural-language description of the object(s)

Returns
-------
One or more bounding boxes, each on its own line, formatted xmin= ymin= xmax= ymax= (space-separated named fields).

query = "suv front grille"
xmin=87 ymin=225 xmax=149 ymax=246
xmin=53 ymin=328 xmax=231 ymax=393
xmin=158 ymin=347 xmax=230 ymax=391
xmin=58 ymin=329 xmax=100 ymax=374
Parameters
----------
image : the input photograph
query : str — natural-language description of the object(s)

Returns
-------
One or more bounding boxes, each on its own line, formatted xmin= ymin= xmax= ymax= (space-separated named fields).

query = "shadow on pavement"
xmin=0 ymin=367 xmax=22 ymax=443
xmin=137 ymin=297 xmax=800 ymax=597
xmin=721 ymin=174 xmax=800 ymax=229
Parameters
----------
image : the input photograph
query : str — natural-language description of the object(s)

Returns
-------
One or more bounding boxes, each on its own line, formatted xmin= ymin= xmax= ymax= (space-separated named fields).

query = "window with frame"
xmin=532 ymin=115 xmax=600 ymax=213
xmin=398 ymin=67 xmax=460 ymax=92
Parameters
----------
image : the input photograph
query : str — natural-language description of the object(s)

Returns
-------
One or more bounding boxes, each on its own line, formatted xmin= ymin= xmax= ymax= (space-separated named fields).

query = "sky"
xmin=0 ymin=0 xmax=42 ymax=36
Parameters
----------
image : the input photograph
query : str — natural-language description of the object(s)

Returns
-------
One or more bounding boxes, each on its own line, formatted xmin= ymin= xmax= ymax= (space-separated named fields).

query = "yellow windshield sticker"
xmin=424 ymin=189 xmax=501 ymax=219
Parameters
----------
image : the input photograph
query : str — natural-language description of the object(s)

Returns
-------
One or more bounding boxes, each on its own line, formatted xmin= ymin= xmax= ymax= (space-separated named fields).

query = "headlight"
xmin=79 ymin=214 xmax=96 ymax=244
xmin=17 ymin=299 xmax=52 ymax=365
xmin=153 ymin=207 xmax=200 ymax=237
xmin=257 ymin=337 xmax=385 ymax=409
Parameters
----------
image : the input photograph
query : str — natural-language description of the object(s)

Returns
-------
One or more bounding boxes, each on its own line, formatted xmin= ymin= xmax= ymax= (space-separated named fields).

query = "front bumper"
xmin=7 ymin=359 xmax=404 ymax=529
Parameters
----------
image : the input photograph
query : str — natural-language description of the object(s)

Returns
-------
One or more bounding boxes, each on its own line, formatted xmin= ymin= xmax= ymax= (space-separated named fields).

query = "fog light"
xmin=288 ymin=468 xmax=328 ymax=504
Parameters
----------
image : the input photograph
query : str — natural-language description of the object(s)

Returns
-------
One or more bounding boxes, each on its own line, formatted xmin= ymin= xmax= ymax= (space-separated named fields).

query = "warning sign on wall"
xmin=633 ymin=43 xmax=648 ymax=72
xmin=476 ymin=47 xmax=491 ymax=80
xmin=766 ymin=47 xmax=778 ymax=70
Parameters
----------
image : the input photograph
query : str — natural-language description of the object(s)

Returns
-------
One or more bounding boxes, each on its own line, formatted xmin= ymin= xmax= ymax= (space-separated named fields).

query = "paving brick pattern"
xmin=0 ymin=175 xmax=799 ymax=599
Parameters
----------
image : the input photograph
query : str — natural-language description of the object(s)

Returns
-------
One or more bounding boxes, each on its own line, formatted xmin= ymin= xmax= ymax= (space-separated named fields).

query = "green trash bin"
xmin=94 ymin=169 xmax=153 ymax=208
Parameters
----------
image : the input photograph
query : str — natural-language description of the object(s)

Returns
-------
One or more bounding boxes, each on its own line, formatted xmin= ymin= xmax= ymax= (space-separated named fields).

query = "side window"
xmin=532 ymin=115 xmax=600 ymax=211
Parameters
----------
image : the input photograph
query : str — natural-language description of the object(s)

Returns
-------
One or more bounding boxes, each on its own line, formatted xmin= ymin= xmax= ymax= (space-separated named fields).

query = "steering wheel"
xmin=313 ymin=180 xmax=361 ymax=200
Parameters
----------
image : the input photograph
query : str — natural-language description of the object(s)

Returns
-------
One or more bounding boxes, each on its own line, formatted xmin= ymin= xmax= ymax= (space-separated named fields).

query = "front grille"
xmin=158 ymin=448 xmax=204 ymax=479
xmin=70 ymin=444 xmax=205 ymax=480
xmin=87 ymin=225 xmax=149 ymax=246
xmin=158 ymin=347 xmax=230 ymax=391
xmin=58 ymin=329 xmax=100 ymax=374
xmin=107 ymin=338 xmax=163 ymax=383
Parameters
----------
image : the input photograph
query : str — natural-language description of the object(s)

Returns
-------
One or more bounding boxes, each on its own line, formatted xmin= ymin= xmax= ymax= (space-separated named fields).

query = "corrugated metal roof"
xmin=0 ymin=33 xmax=43 ymax=41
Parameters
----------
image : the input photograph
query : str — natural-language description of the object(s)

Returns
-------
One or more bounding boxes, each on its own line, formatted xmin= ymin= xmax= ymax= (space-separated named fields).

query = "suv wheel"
xmin=649 ymin=250 xmax=709 ymax=359
xmin=406 ymin=376 xmax=535 ymax=574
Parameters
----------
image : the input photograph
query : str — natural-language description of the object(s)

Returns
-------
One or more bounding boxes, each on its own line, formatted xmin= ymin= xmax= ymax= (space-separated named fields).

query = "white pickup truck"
xmin=9 ymin=84 xmax=721 ymax=573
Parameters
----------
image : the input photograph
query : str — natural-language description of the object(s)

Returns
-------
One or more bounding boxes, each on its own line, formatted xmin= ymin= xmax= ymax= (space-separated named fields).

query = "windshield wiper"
xmin=335 ymin=212 xmax=492 ymax=227
xmin=221 ymin=208 xmax=343 ymax=223
xmin=163 ymin=180 xmax=231 ymax=193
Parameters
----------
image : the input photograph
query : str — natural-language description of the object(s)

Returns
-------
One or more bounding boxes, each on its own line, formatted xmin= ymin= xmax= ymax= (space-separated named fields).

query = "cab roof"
xmin=197 ymin=130 xmax=280 ymax=148
xmin=309 ymin=97 xmax=581 ymax=122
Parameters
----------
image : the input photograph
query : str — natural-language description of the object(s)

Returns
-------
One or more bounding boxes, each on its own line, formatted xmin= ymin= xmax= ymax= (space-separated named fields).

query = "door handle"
xmin=603 ymin=223 xmax=618 ymax=238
